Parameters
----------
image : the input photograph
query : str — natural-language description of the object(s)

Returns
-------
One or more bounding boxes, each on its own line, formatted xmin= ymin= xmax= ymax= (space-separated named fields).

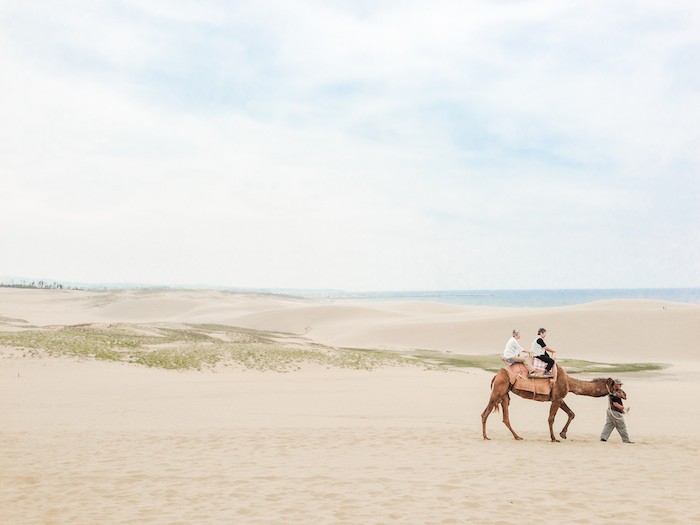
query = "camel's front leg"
xmin=558 ymin=400 xmax=575 ymax=440
xmin=548 ymin=401 xmax=562 ymax=442
xmin=501 ymin=396 xmax=523 ymax=440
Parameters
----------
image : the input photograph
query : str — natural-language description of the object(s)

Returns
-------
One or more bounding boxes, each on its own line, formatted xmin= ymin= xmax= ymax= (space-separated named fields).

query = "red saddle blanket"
xmin=503 ymin=363 xmax=555 ymax=398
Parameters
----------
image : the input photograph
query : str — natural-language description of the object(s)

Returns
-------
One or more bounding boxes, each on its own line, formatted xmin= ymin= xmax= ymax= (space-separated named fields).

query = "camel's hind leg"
xmin=500 ymin=395 xmax=523 ymax=440
xmin=482 ymin=371 xmax=522 ymax=440
xmin=558 ymin=400 xmax=575 ymax=440
xmin=481 ymin=375 xmax=503 ymax=440
xmin=481 ymin=398 xmax=499 ymax=440
xmin=482 ymin=394 xmax=523 ymax=441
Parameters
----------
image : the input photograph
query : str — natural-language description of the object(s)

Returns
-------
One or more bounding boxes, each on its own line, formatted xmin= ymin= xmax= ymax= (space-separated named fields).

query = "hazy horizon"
xmin=2 ymin=275 xmax=699 ymax=294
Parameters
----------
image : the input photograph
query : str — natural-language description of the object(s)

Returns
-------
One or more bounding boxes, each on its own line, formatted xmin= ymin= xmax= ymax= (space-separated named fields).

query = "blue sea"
xmin=291 ymin=288 xmax=700 ymax=308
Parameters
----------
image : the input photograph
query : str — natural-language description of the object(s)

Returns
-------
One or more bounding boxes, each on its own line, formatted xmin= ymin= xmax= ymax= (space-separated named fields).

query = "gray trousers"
xmin=600 ymin=408 xmax=631 ymax=442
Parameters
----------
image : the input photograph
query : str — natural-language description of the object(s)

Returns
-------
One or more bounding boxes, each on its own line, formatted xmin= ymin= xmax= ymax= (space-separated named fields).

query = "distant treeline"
xmin=0 ymin=281 xmax=70 ymax=290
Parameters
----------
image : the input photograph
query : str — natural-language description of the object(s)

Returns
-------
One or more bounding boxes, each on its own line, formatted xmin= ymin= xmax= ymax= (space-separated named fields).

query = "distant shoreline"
xmin=294 ymin=288 xmax=700 ymax=308
xmin=2 ymin=282 xmax=699 ymax=307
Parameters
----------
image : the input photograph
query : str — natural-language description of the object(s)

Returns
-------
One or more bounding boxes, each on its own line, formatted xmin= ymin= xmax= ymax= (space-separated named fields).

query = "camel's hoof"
xmin=551 ymin=438 xmax=561 ymax=442
xmin=483 ymin=436 xmax=491 ymax=440
xmin=515 ymin=436 xmax=523 ymax=441
xmin=559 ymin=432 xmax=567 ymax=440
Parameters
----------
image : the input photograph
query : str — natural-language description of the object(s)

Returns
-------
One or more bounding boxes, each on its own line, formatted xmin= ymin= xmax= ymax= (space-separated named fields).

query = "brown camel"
xmin=481 ymin=364 xmax=622 ymax=442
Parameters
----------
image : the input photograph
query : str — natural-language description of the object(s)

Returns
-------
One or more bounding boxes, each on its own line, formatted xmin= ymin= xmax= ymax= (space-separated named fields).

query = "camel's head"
xmin=609 ymin=378 xmax=626 ymax=399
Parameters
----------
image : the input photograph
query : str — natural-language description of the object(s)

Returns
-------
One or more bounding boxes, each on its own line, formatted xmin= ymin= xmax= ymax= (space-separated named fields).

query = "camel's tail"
xmin=490 ymin=375 xmax=500 ymax=413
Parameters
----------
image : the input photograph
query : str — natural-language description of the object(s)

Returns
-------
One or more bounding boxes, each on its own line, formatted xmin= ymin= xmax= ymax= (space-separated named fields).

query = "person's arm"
xmin=611 ymin=401 xmax=625 ymax=411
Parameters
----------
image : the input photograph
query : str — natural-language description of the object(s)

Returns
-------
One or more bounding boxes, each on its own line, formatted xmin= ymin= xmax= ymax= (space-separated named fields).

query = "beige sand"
xmin=1 ymin=288 xmax=699 ymax=524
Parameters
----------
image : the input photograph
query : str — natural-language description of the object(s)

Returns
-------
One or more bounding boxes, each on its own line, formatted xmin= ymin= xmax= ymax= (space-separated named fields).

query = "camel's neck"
xmin=566 ymin=376 xmax=610 ymax=397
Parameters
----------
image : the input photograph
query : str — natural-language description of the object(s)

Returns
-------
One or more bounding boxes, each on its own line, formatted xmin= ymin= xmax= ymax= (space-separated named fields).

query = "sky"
xmin=1 ymin=1 xmax=699 ymax=291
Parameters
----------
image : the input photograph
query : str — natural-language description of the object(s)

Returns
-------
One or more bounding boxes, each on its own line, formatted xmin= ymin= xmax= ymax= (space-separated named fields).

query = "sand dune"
xmin=2 ymin=288 xmax=700 ymax=523
xmin=2 ymin=288 xmax=697 ymax=362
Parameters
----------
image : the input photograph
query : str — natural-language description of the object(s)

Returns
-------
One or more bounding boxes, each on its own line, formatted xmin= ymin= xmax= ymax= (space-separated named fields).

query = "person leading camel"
xmin=600 ymin=379 xmax=634 ymax=443
xmin=531 ymin=328 xmax=556 ymax=377
xmin=503 ymin=329 xmax=536 ymax=375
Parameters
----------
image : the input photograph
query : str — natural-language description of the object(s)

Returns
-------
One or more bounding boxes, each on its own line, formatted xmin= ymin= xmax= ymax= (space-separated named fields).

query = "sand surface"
xmin=1 ymin=288 xmax=699 ymax=524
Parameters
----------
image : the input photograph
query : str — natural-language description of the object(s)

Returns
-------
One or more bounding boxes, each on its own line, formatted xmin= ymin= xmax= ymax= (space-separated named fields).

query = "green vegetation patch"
xmin=403 ymin=350 xmax=504 ymax=371
xmin=0 ymin=324 xmax=667 ymax=375
xmin=403 ymin=350 xmax=667 ymax=375
xmin=558 ymin=359 xmax=666 ymax=374
xmin=0 ymin=323 xmax=425 ymax=372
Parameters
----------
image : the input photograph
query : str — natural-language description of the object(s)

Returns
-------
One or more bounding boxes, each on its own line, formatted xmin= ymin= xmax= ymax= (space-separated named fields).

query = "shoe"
xmin=624 ymin=441 xmax=635 ymax=444
xmin=600 ymin=439 xmax=607 ymax=442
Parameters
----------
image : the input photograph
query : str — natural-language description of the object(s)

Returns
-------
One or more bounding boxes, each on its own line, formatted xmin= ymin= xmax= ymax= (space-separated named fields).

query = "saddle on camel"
xmin=501 ymin=356 xmax=557 ymax=398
